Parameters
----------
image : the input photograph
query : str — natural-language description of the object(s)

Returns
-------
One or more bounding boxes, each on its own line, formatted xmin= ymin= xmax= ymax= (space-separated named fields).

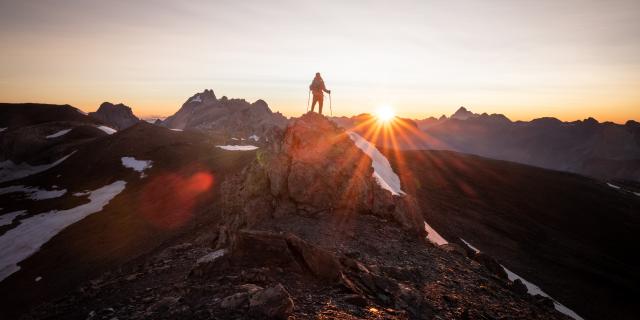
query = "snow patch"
xmin=0 ymin=180 xmax=127 ymax=282
xmin=0 ymin=185 xmax=67 ymax=200
xmin=97 ymin=126 xmax=117 ymax=135
xmin=635 ymin=192 xmax=640 ymax=197
xmin=46 ymin=129 xmax=72 ymax=139
xmin=0 ymin=211 xmax=27 ymax=227
xmin=459 ymin=238 xmax=583 ymax=320
xmin=424 ymin=221 xmax=448 ymax=245
xmin=0 ymin=151 xmax=75 ymax=183
xmin=144 ymin=117 xmax=164 ymax=123
xmin=0 ymin=127 xmax=7 ymax=132
xmin=503 ymin=268 xmax=583 ymax=320
xmin=606 ymin=183 xmax=621 ymax=189
xmin=75 ymin=108 xmax=87 ymax=115
xmin=190 ymin=95 xmax=202 ymax=103
xmin=73 ymin=191 xmax=90 ymax=197
xmin=347 ymin=131 xmax=405 ymax=196
xmin=121 ymin=157 xmax=153 ymax=178
xmin=249 ymin=134 xmax=260 ymax=141
xmin=35 ymin=276 xmax=42 ymax=282
xmin=459 ymin=238 xmax=480 ymax=253
xmin=216 ymin=145 xmax=259 ymax=151
xmin=170 ymin=128 xmax=183 ymax=132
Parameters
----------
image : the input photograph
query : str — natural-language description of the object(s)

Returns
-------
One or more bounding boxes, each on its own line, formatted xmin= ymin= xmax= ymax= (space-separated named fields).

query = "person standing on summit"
xmin=309 ymin=72 xmax=331 ymax=115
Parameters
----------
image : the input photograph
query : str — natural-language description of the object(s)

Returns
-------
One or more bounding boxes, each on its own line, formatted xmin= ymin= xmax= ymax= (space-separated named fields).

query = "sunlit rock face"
xmin=218 ymin=112 xmax=425 ymax=243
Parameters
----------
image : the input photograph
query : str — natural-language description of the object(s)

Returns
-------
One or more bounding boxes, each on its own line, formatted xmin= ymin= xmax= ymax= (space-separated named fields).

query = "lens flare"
xmin=375 ymin=105 xmax=396 ymax=123
xmin=139 ymin=170 xmax=214 ymax=229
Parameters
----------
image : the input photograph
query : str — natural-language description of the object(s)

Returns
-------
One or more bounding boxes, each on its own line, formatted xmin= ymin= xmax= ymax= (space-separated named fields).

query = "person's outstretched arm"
xmin=322 ymin=81 xmax=331 ymax=94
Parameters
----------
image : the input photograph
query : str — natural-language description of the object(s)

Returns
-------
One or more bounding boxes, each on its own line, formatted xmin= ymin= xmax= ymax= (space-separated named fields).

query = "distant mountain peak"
xmin=162 ymin=89 xmax=287 ymax=135
xmin=97 ymin=102 xmax=133 ymax=113
xmin=451 ymin=106 xmax=478 ymax=120
xmin=186 ymin=89 xmax=217 ymax=105
xmin=582 ymin=117 xmax=599 ymax=125
xmin=89 ymin=102 xmax=140 ymax=130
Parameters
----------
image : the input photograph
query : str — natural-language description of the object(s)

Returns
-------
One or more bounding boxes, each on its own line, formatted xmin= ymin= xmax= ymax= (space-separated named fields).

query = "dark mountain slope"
xmin=337 ymin=108 xmax=640 ymax=182
xmin=0 ymin=103 xmax=98 ymax=128
xmin=383 ymin=148 xmax=640 ymax=320
xmin=0 ymin=123 xmax=257 ymax=319
xmin=19 ymin=114 xmax=569 ymax=320
xmin=0 ymin=103 xmax=110 ymax=166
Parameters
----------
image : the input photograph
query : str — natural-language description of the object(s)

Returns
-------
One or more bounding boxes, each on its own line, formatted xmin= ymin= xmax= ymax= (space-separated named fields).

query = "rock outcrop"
xmin=89 ymin=102 xmax=140 ymax=130
xmin=217 ymin=112 xmax=425 ymax=244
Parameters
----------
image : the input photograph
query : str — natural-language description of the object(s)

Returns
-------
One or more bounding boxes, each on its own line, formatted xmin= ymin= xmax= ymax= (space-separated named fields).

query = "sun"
xmin=375 ymin=105 xmax=396 ymax=123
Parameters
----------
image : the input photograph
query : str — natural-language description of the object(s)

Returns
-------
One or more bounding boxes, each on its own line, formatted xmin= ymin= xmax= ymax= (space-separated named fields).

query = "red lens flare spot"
xmin=187 ymin=171 xmax=214 ymax=193
xmin=139 ymin=171 xmax=215 ymax=229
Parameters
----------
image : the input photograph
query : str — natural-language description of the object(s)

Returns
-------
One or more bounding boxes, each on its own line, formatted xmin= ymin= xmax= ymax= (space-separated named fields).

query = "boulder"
xmin=472 ymin=252 xmax=508 ymax=279
xmin=285 ymin=233 xmax=342 ymax=281
xmin=220 ymin=292 xmax=250 ymax=309
xmin=510 ymin=278 xmax=529 ymax=295
xmin=248 ymin=283 xmax=294 ymax=319
xmin=190 ymin=249 xmax=228 ymax=277
xmin=439 ymin=243 xmax=468 ymax=257
xmin=227 ymin=230 xmax=341 ymax=281
xmin=229 ymin=230 xmax=302 ymax=272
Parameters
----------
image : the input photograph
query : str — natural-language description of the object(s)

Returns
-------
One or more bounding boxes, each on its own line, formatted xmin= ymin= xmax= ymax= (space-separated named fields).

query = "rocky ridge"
xmin=23 ymin=113 xmax=568 ymax=320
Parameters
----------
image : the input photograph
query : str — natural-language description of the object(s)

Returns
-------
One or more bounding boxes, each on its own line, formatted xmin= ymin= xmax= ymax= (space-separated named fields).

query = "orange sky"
xmin=1 ymin=0 xmax=638 ymax=123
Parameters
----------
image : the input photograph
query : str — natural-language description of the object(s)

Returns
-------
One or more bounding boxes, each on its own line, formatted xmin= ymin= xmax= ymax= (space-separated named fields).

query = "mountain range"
xmin=335 ymin=107 xmax=640 ymax=182
xmin=1 ymin=93 xmax=639 ymax=319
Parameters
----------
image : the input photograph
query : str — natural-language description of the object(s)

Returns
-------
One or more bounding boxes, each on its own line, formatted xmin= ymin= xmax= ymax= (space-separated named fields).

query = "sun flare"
xmin=375 ymin=106 xmax=396 ymax=123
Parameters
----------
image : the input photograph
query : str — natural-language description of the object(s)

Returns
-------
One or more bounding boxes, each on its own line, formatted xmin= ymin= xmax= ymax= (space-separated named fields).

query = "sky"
xmin=1 ymin=0 xmax=639 ymax=123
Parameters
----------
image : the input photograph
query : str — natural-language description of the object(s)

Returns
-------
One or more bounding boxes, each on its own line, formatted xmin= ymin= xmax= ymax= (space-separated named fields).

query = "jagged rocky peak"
xmin=186 ymin=89 xmax=217 ymax=105
xmin=88 ymin=102 xmax=140 ymax=130
xmin=250 ymin=99 xmax=270 ymax=113
xmin=217 ymin=112 xmax=425 ymax=246
xmin=97 ymin=102 xmax=129 ymax=112
xmin=162 ymin=89 xmax=288 ymax=136
xmin=450 ymin=106 xmax=479 ymax=120
xmin=582 ymin=117 xmax=599 ymax=125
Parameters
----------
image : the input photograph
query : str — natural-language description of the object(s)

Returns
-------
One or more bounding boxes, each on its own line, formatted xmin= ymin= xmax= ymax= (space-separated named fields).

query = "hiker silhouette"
xmin=309 ymin=73 xmax=331 ymax=115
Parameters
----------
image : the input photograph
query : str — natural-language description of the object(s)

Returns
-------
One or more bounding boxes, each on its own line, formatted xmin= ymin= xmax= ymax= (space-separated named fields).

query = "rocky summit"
xmin=217 ymin=112 xmax=426 ymax=241
xmin=21 ymin=113 xmax=570 ymax=319
xmin=89 ymin=102 xmax=141 ymax=130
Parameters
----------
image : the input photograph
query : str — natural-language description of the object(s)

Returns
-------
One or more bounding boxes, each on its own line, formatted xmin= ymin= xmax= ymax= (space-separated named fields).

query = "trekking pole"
xmin=306 ymin=90 xmax=311 ymax=113
xmin=329 ymin=93 xmax=332 ymax=116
